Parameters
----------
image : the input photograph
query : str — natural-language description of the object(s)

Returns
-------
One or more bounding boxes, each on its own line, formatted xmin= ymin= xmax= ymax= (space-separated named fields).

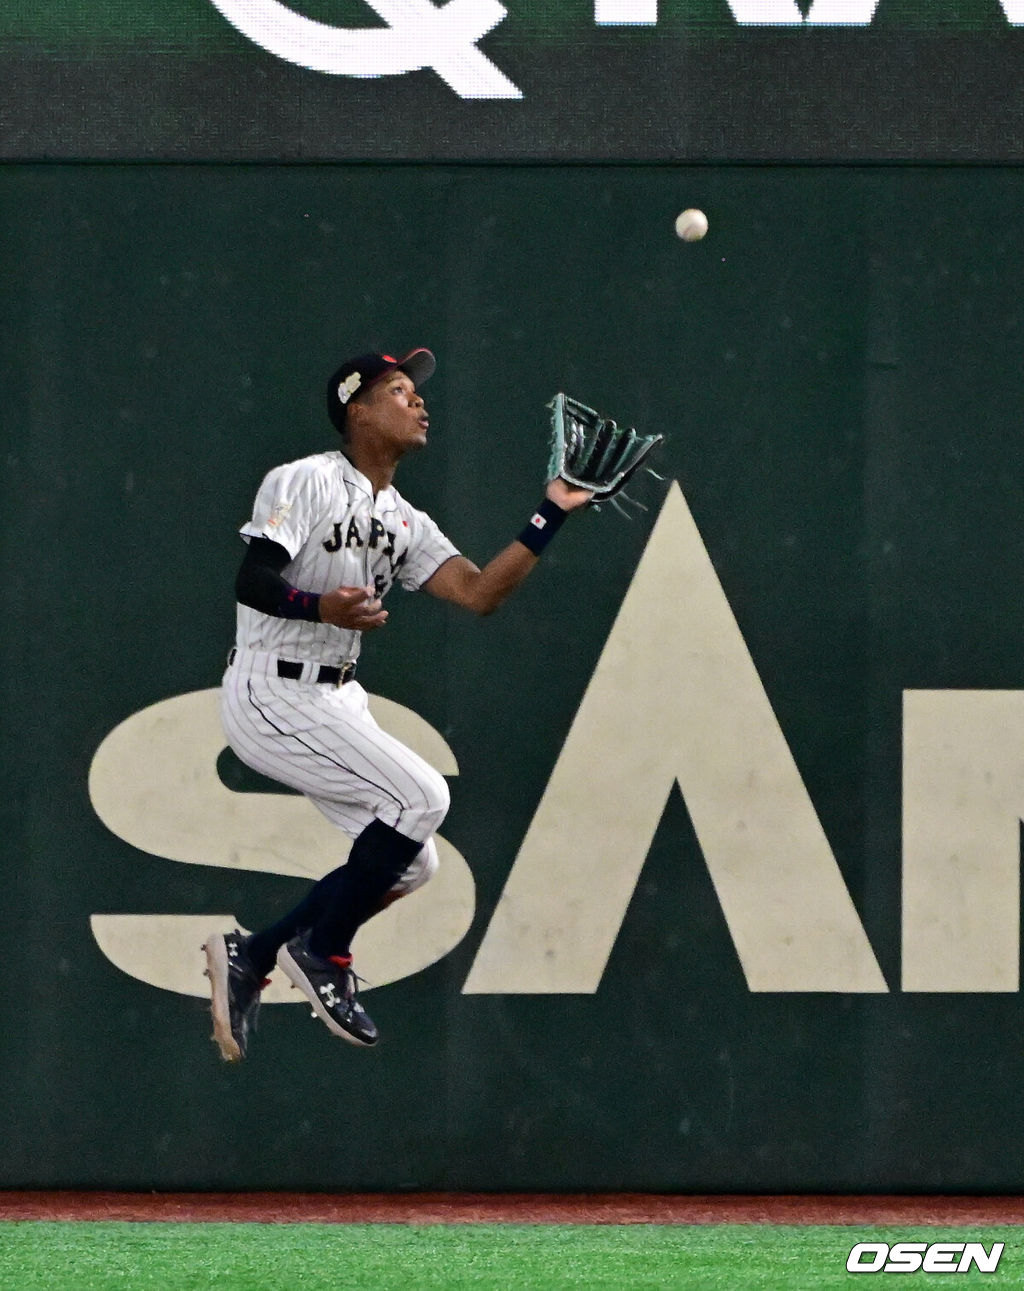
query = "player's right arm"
xmin=236 ymin=537 xmax=387 ymax=632
xmin=421 ymin=478 xmax=593 ymax=616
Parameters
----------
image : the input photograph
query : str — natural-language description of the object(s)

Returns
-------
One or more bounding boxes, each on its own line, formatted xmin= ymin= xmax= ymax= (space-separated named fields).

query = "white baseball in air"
xmin=675 ymin=208 xmax=709 ymax=242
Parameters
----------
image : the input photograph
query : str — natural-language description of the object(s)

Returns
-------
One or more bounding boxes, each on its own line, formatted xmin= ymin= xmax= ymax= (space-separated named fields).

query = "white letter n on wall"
xmin=902 ymin=690 xmax=1024 ymax=992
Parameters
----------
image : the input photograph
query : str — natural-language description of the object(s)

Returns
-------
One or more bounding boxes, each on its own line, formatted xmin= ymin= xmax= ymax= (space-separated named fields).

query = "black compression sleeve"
xmin=235 ymin=536 xmax=322 ymax=622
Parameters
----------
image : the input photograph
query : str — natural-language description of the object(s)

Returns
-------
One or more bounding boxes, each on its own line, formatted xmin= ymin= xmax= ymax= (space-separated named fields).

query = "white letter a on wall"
xmin=464 ymin=482 xmax=887 ymax=994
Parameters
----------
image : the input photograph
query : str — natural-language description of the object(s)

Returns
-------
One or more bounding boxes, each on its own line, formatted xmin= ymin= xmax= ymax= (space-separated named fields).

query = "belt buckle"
xmin=339 ymin=661 xmax=355 ymax=686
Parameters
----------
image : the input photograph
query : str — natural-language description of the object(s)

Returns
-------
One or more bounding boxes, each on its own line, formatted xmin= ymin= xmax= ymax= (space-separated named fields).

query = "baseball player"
xmin=205 ymin=347 xmax=592 ymax=1060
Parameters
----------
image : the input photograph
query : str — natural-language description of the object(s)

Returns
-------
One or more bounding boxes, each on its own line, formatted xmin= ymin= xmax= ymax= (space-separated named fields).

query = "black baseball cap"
xmin=326 ymin=347 xmax=436 ymax=432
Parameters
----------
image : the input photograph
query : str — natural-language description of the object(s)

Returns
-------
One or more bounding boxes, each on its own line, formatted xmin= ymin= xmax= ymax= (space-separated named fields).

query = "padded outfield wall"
xmin=4 ymin=3 xmax=1024 ymax=1193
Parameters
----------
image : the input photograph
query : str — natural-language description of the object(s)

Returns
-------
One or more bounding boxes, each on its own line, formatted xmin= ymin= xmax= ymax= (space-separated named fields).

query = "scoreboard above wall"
xmin=4 ymin=0 xmax=1024 ymax=160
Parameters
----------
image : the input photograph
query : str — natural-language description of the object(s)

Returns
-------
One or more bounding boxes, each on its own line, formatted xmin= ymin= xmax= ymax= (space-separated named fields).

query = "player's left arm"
xmin=423 ymin=478 xmax=591 ymax=616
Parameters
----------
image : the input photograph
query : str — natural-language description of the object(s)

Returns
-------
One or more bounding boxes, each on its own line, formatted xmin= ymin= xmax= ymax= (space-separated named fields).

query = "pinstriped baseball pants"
xmin=220 ymin=650 xmax=450 ymax=846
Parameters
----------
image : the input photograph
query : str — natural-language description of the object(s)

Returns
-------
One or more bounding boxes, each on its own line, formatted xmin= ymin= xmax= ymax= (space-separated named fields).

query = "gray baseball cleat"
xmin=203 ymin=930 xmax=266 ymax=1062
xmin=276 ymin=931 xmax=378 ymax=1047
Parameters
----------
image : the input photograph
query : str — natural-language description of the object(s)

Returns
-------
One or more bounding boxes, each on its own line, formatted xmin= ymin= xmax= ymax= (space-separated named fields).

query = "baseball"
xmin=675 ymin=208 xmax=709 ymax=242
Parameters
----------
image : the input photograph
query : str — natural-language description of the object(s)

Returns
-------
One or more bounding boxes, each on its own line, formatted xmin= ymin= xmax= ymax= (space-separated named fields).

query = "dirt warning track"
xmin=3 ymin=1193 xmax=1024 ymax=1225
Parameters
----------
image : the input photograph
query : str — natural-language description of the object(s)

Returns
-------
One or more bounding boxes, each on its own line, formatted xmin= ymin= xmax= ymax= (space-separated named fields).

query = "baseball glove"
xmin=547 ymin=393 xmax=664 ymax=505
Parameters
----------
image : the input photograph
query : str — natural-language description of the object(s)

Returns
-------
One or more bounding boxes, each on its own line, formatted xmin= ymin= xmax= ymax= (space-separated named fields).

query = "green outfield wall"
xmin=3 ymin=163 xmax=1024 ymax=1190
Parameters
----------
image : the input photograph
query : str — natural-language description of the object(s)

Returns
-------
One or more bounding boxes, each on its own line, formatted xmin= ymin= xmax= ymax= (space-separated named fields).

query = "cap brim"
xmin=395 ymin=347 xmax=436 ymax=388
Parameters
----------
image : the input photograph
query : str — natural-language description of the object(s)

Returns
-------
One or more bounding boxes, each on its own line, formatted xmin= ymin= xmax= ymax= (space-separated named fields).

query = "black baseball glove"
xmin=547 ymin=393 xmax=664 ymax=503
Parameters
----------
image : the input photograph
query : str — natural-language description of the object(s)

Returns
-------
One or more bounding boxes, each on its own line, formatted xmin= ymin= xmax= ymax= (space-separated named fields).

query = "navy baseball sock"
xmin=244 ymin=819 xmax=422 ymax=974
xmin=308 ymin=819 xmax=423 ymax=958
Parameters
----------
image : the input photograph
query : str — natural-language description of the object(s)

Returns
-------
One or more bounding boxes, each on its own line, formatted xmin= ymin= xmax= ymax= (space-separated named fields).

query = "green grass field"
xmin=0 ymin=1223 xmax=1021 ymax=1290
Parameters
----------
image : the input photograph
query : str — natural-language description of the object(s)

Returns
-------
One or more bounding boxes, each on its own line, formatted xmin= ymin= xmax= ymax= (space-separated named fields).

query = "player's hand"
xmin=545 ymin=477 xmax=594 ymax=512
xmin=318 ymin=585 xmax=388 ymax=632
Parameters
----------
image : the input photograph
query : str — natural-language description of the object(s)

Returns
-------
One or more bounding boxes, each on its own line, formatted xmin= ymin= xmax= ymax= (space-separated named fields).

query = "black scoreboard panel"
xmin=3 ymin=0 xmax=1023 ymax=161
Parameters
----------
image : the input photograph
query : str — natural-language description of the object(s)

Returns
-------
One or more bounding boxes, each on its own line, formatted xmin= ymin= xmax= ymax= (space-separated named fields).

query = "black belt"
xmin=228 ymin=649 xmax=356 ymax=686
xmin=277 ymin=659 xmax=356 ymax=685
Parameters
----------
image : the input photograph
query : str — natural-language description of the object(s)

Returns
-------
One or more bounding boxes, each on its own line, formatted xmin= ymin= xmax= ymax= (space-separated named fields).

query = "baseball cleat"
xmin=276 ymin=931 xmax=378 ymax=1047
xmin=204 ymin=930 xmax=266 ymax=1062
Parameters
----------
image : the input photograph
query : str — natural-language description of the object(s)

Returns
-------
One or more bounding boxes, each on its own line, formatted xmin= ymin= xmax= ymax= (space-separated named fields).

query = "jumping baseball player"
xmin=204 ymin=347 xmax=594 ymax=1061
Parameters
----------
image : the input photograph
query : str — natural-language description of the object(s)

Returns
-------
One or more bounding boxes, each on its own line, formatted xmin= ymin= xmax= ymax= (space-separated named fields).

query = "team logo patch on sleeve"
xmin=268 ymin=501 xmax=293 ymax=527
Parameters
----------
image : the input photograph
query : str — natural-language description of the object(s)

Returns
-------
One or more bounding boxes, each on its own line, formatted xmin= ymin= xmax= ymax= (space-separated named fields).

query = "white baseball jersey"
xmin=236 ymin=450 xmax=460 ymax=665
xmin=221 ymin=449 xmax=457 ymax=853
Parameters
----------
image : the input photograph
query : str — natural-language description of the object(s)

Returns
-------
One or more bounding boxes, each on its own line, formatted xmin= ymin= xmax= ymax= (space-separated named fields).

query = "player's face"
xmin=356 ymin=370 xmax=429 ymax=452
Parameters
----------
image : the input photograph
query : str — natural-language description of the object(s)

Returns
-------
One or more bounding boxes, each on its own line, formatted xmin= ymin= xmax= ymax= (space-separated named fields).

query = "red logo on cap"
xmin=382 ymin=354 xmax=396 ymax=362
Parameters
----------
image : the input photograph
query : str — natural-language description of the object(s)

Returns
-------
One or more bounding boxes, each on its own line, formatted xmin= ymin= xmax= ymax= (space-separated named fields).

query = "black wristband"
xmin=516 ymin=497 xmax=567 ymax=556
